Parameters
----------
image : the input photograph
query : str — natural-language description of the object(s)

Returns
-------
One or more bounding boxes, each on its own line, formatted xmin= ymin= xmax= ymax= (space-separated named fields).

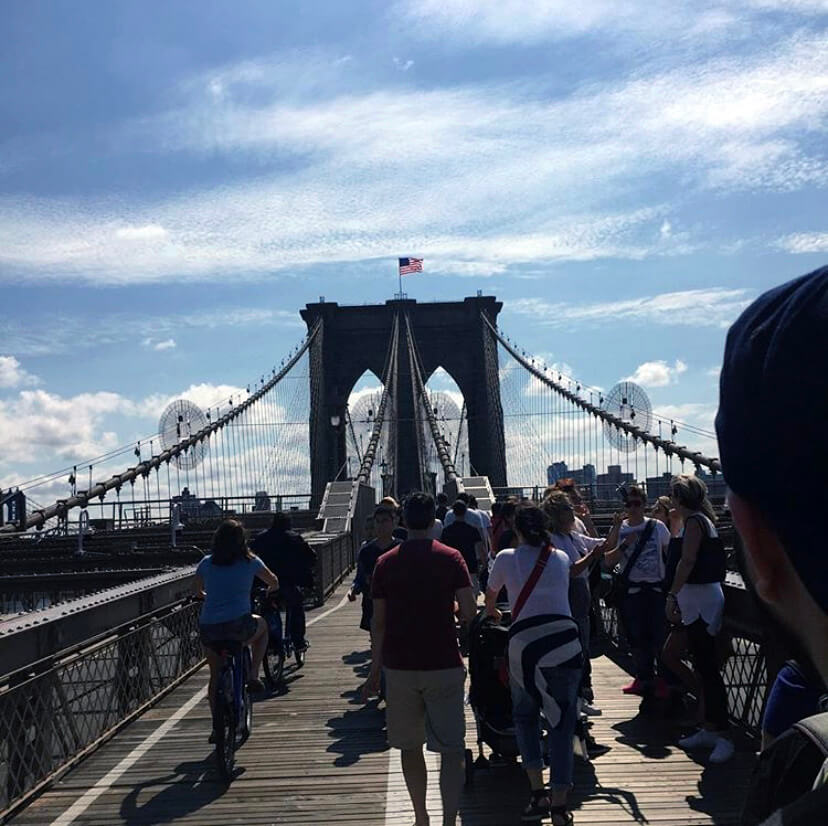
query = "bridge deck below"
xmin=12 ymin=588 xmax=755 ymax=825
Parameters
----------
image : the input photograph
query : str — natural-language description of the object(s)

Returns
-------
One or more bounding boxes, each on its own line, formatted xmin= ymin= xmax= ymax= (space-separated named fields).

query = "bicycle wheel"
xmin=214 ymin=677 xmax=236 ymax=783
xmin=263 ymin=639 xmax=286 ymax=688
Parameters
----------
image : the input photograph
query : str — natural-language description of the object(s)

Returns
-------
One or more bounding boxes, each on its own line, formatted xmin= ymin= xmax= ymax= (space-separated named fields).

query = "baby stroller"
xmin=465 ymin=608 xmax=592 ymax=785
xmin=465 ymin=607 xmax=519 ymax=784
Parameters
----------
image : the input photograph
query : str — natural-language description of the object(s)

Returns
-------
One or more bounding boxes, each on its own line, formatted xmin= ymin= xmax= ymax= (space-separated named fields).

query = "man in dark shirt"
xmin=250 ymin=512 xmax=316 ymax=652
xmin=364 ymin=492 xmax=476 ymax=826
xmin=714 ymin=267 xmax=828 ymax=825
xmin=435 ymin=492 xmax=449 ymax=522
xmin=347 ymin=505 xmax=398 ymax=632
xmin=440 ymin=500 xmax=485 ymax=595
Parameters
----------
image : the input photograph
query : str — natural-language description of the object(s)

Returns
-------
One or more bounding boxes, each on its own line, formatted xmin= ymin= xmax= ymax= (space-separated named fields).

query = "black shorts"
xmin=200 ymin=614 xmax=258 ymax=647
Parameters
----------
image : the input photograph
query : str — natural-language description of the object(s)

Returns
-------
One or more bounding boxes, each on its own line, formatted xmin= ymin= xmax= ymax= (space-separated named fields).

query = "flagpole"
xmin=398 ymin=262 xmax=403 ymax=299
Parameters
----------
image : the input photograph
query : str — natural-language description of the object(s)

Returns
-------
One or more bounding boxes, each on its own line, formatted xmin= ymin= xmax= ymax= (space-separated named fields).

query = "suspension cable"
xmin=482 ymin=314 xmax=721 ymax=474
xmin=4 ymin=321 xmax=322 ymax=533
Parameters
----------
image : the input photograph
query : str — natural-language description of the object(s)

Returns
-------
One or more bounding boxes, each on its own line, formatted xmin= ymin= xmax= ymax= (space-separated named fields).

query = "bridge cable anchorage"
xmin=356 ymin=312 xmax=400 ymax=485
xmin=404 ymin=313 xmax=459 ymax=483
xmin=481 ymin=313 xmax=722 ymax=475
xmin=2 ymin=321 xmax=322 ymax=534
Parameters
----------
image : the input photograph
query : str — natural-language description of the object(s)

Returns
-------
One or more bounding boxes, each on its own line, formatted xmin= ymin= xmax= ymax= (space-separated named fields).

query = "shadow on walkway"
xmin=119 ymin=759 xmax=229 ymax=825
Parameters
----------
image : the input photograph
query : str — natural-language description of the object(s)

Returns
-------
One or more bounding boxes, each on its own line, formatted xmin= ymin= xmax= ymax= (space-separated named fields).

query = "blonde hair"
xmin=670 ymin=474 xmax=716 ymax=523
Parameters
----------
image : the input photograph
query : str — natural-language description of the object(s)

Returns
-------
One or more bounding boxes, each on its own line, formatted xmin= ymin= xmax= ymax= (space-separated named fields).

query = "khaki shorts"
xmin=384 ymin=666 xmax=466 ymax=753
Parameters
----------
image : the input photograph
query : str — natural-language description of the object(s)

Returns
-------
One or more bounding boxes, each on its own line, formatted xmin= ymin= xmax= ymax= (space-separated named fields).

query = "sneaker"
xmin=709 ymin=737 xmax=735 ymax=764
xmin=581 ymin=686 xmax=595 ymax=704
xmin=654 ymin=677 xmax=671 ymax=700
xmin=678 ymin=729 xmax=719 ymax=750
xmin=521 ymin=790 xmax=550 ymax=822
xmin=579 ymin=699 xmax=602 ymax=716
xmin=621 ymin=678 xmax=645 ymax=695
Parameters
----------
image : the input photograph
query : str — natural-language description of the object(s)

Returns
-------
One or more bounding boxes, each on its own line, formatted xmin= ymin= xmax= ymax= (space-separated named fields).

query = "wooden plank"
xmin=10 ymin=589 xmax=756 ymax=825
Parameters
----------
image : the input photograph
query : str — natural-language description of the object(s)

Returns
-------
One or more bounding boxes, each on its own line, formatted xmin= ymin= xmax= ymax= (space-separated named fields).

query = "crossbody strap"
xmin=619 ymin=519 xmax=656 ymax=584
xmin=512 ymin=543 xmax=551 ymax=622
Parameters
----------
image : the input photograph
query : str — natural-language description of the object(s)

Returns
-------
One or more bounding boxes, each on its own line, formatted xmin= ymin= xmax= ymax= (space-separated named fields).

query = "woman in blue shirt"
xmin=195 ymin=519 xmax=279 ymax=731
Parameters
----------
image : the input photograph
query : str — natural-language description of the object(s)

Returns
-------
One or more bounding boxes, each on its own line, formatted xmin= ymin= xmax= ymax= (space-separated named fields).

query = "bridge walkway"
xmin=10 ymin=586 xmax=755 ymax=825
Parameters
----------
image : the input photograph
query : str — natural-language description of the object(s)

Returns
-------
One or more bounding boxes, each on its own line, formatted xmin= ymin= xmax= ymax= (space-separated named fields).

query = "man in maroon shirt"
xmin=364 ymin=492 xmax=477 ymax=826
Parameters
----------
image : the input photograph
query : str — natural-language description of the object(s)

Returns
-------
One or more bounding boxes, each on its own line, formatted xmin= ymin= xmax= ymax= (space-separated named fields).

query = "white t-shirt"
xmin=618 ymin=518 xmax=671 ymax=583
xmin=428 ymin=519 xmax=443 ymax=541
xmin=488 ymin=543 xmax=572 ymax=620
xmin=550 ymin=532 xmax=603 ymax=580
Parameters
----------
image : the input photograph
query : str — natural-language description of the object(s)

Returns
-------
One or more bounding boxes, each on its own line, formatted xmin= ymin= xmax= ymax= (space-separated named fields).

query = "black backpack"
xmin=742 ymin=711 xmax=828 ymax=825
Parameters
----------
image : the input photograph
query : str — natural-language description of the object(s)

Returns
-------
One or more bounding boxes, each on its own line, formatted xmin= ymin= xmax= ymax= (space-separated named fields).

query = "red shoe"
xmin=654 ymin=677 xmax=670 ymax=700
xmin=622 ymin=678 xmax=645 ymax=695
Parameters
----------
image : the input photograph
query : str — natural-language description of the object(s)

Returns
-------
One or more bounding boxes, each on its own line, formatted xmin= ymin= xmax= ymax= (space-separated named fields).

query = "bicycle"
xmin=209 ymin=639 xmax=253 ymax=784
xmin=254 ymin=588 xmax=307 ymax=689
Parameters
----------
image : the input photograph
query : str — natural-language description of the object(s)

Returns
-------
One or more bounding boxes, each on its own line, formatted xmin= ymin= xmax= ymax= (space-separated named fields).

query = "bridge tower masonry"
xmin=301 ymin=296 xmax=508 ymax=506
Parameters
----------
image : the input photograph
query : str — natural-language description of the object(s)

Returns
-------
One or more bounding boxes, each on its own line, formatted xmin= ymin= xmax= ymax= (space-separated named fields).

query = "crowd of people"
xmin=193 ymin=267 xmax=827 ymax=826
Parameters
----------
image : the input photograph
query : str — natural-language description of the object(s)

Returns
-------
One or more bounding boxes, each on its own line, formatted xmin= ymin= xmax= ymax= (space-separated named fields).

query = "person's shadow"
xmin=612 ymin=715 xmax=672 ymax=760
xmin=325 ymin=689 xmax=389 ymax=767
xmin=119 ymin=758 xmax=230 ymax=824
xmin=571 ymin=757 xmax=648 ymax=823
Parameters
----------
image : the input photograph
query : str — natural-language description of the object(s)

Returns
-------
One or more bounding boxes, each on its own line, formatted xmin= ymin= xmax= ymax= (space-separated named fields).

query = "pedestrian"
xmin=348 ymin=505 xmax=399 ymax=635
xmin=363 ymin=492 xmax=477 ymax=826
xmin=441 ymin=499 xmax=486 ymax=594
xmin=543 ymin=490 xmax=622 ymax=710
xmin=664 ymin=474 xmax=733 ymax=763
xmin=485 ymin=503 xmax=604 ymax=825
xmin=602 ymin=485 xmax=672 ymax=701
xmin=713 ymin=266 xmax=828 ymax=824
xmin=250 ymin=512 xmax=316 ymax=653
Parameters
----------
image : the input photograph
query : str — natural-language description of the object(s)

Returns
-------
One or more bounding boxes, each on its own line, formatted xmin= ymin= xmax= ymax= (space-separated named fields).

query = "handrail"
xmin=482 ymin=314 xmax=722 ymax=473
xmin=2 ymin=322 xmax=322 ymax=533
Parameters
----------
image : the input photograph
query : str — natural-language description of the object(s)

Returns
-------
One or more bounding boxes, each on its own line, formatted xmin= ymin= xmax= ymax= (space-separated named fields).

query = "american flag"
xmin=398 ymin=257 xmax=423 ymax=275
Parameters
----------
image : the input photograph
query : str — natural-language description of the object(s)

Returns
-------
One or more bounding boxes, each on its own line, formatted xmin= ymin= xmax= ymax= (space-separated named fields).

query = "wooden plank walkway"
xmin=11 ymin=587 xmax=756 ymax=825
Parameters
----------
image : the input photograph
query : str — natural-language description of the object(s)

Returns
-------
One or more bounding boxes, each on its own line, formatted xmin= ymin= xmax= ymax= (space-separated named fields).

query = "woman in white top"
xmin=665 ymin=474 xmax=733 ymax=764
xmin=544 ymin=490 xmax=622 ymax=708
xmin=485 ymin=504 xmax=604 ymax=826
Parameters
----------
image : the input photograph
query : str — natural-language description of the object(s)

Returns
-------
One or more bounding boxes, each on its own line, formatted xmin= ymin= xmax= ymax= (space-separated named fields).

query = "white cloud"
xmin=114 ymin=224 xmax=168 ymax=241
xmin=153 ymin=338 xmax=177 ymax=351
xmin=508 ymin=287 xmax=753 ymax=329
xmin=393 ymin=57 xmax=415 ymax=71
xmin=625 ymin=359 xmax=688 ymax=387
xmin=400 ymin=0 xmax=828 ymax=45
xmin=0 ymin=30 xmax=825 ymax=284
xmin=660 ymin=220 xmax=672 ymax=238
xmin=0 ymin=356 xmax=38 ymax=389
xmin=776 ymin=231 xmax=828 ymax=253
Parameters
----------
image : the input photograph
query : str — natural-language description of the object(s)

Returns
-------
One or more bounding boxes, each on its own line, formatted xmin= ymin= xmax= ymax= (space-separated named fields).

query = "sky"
xmin=1 ymin=0 xmax=826 ymax=502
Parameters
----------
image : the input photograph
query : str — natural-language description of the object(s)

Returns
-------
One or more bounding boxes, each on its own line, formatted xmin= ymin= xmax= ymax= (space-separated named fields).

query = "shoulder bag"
xmin=603 ymin=519 xmax=656 ymax=608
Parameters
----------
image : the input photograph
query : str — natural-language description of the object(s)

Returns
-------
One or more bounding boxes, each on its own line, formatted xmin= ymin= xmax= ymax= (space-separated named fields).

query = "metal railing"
xmin=0 ymin=598 xmax=202 ymax=822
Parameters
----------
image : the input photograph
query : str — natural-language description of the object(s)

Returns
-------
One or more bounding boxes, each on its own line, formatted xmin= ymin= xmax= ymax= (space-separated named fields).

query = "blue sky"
xmin=1 ymin=0 xmax=826 ymax=499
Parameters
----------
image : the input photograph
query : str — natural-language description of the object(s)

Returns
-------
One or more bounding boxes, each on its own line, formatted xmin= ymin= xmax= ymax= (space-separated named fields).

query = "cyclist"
xmin=195 ymin=519 xmax=278 ymax=740
xmin=250 ymin=511 xmax=316 ymax=653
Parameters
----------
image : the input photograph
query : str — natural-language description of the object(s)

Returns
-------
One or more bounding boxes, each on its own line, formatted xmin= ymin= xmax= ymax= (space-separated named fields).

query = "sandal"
xmin=550 ymin=805 xmax=574 ymax=825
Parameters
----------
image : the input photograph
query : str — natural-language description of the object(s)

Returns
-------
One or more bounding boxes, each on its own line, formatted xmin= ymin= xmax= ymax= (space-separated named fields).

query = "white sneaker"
xmin=678 ymin=729 xmax=719 ymax=750
xmin=709 ymin=737 xmax=735 ymax=763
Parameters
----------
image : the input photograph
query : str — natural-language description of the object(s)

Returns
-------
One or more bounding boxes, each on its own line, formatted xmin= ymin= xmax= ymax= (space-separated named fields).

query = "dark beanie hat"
xmin=715 ymin=265 xmax=828 ymax=611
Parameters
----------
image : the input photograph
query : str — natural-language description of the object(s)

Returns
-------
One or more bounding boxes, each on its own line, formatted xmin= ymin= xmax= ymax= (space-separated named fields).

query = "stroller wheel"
xmin=464 ymin=749 xmax=474 ymax=787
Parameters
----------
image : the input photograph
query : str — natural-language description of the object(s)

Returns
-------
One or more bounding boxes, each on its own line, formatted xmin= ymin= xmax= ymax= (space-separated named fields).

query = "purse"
xmin=603 ymin=519 xmax=656 ymax=608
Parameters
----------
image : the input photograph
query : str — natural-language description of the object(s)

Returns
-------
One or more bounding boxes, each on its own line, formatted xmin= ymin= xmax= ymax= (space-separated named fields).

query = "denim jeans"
xmin=510 ymin=665 xmax=581 ymax=792
xmin=620 ymin=586 xmax=666 ymax=684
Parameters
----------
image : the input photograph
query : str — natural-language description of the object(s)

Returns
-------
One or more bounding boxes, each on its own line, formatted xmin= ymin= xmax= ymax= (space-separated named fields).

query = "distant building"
xmin=646 ymin=468 xmax=727 ymax=501
xmin=547 ymin=462 xmax=597 ymax=497
xmin=595 ymin=465 xmax=634 ymax=502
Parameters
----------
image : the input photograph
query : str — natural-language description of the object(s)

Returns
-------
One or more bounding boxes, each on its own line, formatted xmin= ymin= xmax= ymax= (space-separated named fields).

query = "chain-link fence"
xmin=0 ymin=600 xmax=202 ymax=820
